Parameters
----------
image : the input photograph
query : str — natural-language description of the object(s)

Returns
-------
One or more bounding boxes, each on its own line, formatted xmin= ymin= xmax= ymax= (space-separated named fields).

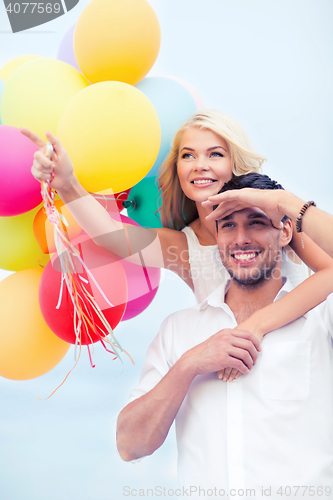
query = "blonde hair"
xmin=158 ymin=110 xmax=266 ymax=230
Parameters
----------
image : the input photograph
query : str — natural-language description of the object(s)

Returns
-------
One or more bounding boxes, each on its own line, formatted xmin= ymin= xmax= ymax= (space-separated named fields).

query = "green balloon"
xmin=123 ymin=176 xmax=162 ymax=228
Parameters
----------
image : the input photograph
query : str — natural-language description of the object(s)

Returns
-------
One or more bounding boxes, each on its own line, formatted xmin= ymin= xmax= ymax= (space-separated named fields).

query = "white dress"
xmin=182 ymin=225 xmax=309 ymax=303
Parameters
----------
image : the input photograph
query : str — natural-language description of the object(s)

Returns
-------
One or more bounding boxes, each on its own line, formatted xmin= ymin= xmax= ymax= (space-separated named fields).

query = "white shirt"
xmin=128 ymin=280 xmax=333 ymax=500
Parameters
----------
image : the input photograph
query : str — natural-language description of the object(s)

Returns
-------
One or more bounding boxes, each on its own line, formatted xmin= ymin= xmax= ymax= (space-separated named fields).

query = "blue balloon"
xmin=0 ymin=79 xmax=5 ymax=125
xmin=136 ymin=77 xmax=197 ymax=177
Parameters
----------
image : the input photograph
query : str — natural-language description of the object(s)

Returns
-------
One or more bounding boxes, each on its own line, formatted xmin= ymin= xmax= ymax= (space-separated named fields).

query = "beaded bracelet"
xmin=295 ymin=201 xmax=316 ymax=233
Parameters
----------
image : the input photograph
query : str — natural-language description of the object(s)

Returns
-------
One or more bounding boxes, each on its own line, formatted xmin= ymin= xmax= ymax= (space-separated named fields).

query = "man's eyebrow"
xmin=219 ymin=214 xmax=234 ymax=221
xmin=247 ymin=212 xmax=270 ymax=220
xmin=217 ymin=211 xmax=270 ymax=223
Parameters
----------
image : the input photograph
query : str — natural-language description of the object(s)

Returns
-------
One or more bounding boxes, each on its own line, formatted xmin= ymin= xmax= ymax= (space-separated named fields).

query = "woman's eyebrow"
xmin=207 ymin=146 xmax=228 ymax=153
xmin=180 ymin=145 xmax=228 ymax=153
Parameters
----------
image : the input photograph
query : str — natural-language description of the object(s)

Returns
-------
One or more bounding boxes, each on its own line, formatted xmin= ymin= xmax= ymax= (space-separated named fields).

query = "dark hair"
xmin=214 ymin=173 xmax=289 ymax=230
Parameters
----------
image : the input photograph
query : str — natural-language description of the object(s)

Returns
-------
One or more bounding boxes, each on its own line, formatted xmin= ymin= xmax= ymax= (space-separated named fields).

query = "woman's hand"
xmin=20 ymin=128 xmax=76 ymax=193
xmin=203 ymin=188 xmax=292 ymax=228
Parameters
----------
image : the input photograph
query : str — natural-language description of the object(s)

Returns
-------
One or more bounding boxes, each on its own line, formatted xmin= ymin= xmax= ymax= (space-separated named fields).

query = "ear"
xmin=280 ymin=219 xmax=293 ymax=248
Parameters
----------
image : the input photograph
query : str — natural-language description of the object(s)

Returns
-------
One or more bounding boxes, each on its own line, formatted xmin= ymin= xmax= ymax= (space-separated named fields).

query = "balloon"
xmin=0 ymin=204 xmax=50 ymax=271
xmin=33 ymin=199 xmax=83 ymax=254
xmin=0 ymin=125 xmax=42 ymax=216
xmin=0 ymin=55 xmax=43 ymax=83
xmin=119 ymin=215 xmax=160 ymax=320
xmin=39 ymin=236 xmax=128 ymax=345
xmin=1 ymin=58 xmax=89 ymax=139
xmin=57 ymin=81 xmax=161 ymax=193
xmin=0 ymin=79 xmax=5 ymax=125
xmin=57 ymin=25 xmax=81 ymax=72
xmin=135 ymin=77 xmax=197 ymax=177
xmin=0 ymin=269 xmax=70 ymax=380
xmin=163 ymin=75 xmax=205 ymax=110
xmin=74 ymin=0 xmax=160 ymax=85
xmin=114 ymin=189 xmax=131 ymax=212
xmin=124 ymin=177 xmax=162 ymax=228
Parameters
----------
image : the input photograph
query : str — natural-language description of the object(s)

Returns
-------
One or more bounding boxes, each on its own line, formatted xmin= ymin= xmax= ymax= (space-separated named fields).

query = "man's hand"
xmin=202 ymin=188 xmax=290 ymax=229
xmin=181 ymin=328 xmax=261 ymax=378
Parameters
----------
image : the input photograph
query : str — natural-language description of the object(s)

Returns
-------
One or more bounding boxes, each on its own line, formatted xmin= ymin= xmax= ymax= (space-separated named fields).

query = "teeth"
xmin=193 ymin=179 xmax=215 ymax=185
xmin=234 ymin=253 xmax=256 ymax=261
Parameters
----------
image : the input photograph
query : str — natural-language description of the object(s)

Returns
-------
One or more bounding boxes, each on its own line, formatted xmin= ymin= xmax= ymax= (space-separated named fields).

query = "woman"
xmin=21 ymin=109 xmax=333 ymax=381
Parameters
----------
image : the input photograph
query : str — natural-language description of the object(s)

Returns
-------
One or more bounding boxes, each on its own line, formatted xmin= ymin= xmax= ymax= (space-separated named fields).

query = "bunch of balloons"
xmin=0 ymin=0 xmax=203 ymax=385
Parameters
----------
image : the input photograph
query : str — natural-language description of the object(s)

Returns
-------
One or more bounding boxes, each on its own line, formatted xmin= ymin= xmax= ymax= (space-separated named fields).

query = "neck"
xmin=192 ymin=200 xmax=217 ymax=244
xmin=225 ymin=269 xmax=284 ymax=324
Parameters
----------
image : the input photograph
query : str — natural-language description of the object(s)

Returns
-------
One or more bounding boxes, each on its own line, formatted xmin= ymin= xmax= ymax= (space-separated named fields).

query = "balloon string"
xmin=38 ymin=163 xmax=128 ymax=397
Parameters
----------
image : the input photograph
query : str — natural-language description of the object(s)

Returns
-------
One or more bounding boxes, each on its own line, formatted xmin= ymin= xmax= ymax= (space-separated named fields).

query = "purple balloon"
xmin=57 ymin=25 xmax=80 ymax=71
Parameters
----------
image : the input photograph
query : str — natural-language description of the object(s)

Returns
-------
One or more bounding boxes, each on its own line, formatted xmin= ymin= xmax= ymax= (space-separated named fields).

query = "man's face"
xmin=216 ymin=207 xmax=284 ymax=288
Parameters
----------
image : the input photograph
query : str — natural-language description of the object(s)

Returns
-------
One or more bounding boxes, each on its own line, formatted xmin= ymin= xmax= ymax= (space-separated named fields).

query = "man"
xmin=117 ymin=173 xmax=333 ymax=499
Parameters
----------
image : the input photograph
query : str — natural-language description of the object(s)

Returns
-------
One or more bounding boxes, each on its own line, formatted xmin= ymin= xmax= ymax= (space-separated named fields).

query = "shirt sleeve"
xmin=127 ymin=316 xmax=174 ymax=404
xmin=281 ymin=250 xmax=309 ymax=288
xmin=319 ymin=292 xmax=333 ymax=339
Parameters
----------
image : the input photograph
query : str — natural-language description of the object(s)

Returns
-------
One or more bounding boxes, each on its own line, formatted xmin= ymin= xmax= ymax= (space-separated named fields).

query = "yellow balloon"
xmin=0 ymin=204 xmax=49 ymax=271
xmin=74 ymin=0 xmax=161 ymax=85
xmin=57 ymin=81 xmax=161 ymax=193
xmin=0 ymin=269 xmax=70 ymax=380
xmin=0 ymin=55 xmax=44 ymax=83
xmin=1 ymin=58 xmax=89 ymax=139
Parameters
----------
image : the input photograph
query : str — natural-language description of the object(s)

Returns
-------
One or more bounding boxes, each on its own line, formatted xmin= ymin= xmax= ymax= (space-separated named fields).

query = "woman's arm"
xmin=204 ymin=188 xmax=333 ymax=381
xmin=21 ymin=128 xmax=192 ymax=281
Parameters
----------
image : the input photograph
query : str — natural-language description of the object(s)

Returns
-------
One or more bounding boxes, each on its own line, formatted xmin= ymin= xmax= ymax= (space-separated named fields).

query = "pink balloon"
xmin=0 ymin=125 xmax=42 ymax=216
xmin=107 ymin=212 xmax=160 ymax=320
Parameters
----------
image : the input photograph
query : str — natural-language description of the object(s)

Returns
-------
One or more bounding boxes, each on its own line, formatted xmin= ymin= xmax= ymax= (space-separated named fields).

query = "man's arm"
xmin=116 ymin=328 xmax=260 ymax=461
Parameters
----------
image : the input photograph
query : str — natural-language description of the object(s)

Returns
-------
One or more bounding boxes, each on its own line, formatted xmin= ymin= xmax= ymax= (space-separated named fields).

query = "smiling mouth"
xmin=191 ymin=179 xmax=217 ymax=185
xmin=231 ymin=251 xmax=262 ymax=263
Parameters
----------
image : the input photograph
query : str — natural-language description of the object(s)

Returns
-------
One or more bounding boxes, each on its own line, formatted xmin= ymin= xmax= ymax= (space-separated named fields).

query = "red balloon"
xmin=115 ymin=189 xmax=131 ymax=211
xmin=39 ymin=236 xmax=127 ymax=345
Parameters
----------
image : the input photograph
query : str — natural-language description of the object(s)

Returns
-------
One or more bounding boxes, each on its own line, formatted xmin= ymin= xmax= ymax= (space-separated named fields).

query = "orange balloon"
xmin=0 ymin=269 xmax=70 ymax=380
xmin=33 ymin=200 xmax=82 ymax=254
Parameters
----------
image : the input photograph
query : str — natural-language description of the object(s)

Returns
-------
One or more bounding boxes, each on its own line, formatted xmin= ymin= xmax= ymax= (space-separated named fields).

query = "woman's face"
xmin=177 ymin=127 xmax=233 ymax=204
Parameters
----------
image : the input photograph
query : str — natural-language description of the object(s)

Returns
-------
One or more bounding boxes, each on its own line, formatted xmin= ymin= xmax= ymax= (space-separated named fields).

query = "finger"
xmin=228 ymin=346 xmax=254 ymax=370
xmin=20 ymin=128 xmax=46 ymax=149
xmin=222 ymin=367 xmax=232 ymax=381
xmin=271 ymin=220 xmax=284 ymax=230
xmin=226 ymin=356 xmax=250 ymax=375
xmin=45 ymin=130 xmax=62 ymax=156
xmin=227 ymin=368 xmax=240 ymax=382
xmin=232 ymin=330 xmax=262 ymax=352
xmin=205 ymin=202 xmax=245 ymax=221
xmin=230 ymin=338 xmax=258 ymax=364
xmin=31 ymin=168 xmax=53 ymax=182
xmin=217 ymin=369 xmax=225 ymax=380
xmin=34 ymin=151 xmax=54 ymax=168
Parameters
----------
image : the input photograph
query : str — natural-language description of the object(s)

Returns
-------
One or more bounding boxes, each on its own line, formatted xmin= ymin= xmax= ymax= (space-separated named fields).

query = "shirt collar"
xmin=199 ymin=276 xmax=293 ymax=312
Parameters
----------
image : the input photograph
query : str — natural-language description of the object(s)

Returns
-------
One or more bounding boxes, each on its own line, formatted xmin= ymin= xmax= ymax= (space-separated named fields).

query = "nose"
xmin=193 ymin=155 xmax=209 ymax=171
xmin=233 ymin=225 xmax=252 ymax=246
